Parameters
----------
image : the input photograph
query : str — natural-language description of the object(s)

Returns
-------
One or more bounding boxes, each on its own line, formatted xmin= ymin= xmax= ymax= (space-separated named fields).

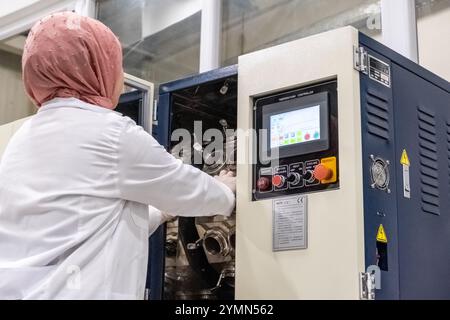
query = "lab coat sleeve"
xmin=148 ymin=206 xmax=176 ymax=237
xmin=117 ymin=121 xmax=235 ymax=217
xmin=148 ymin=206 xmax=164 ymax=236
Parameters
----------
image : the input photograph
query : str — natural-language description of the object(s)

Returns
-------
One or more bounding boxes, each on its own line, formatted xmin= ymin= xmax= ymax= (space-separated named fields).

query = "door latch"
xmin=354 ymin=46 xmax=369 ymax=74
xmin=360 ymin=272 xmax=376 ymax=300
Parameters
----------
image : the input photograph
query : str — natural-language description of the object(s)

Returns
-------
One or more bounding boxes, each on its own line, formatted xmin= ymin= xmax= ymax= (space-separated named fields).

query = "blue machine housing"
xmin=359 ymin=33 xmax=450 ymax=299
xmin=148 ymin=33 xmax=450 ymax=300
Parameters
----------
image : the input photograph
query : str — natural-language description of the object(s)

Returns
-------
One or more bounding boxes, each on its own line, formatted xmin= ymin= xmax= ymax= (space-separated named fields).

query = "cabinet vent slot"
xmin=366 ymin=89 xmax=390 ymax=140
xmin=418 ymin=106 xmax=439 ymax=215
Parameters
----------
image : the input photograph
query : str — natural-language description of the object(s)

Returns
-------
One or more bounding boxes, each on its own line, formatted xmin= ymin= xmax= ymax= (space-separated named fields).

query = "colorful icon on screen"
xmin=314 ymin=131 xmax=320 ymax=139
xmin=305 ymin=133 xmax=311 ymax=141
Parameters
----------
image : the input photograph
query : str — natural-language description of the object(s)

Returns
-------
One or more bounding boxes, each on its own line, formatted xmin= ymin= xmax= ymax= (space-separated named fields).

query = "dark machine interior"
xmin=170 ymin=77 xmax=238 ymax=140
xmin=165 ymin=75 xmax=238 ymax=300
xmin=116 ymin=91 xmax=144 ymax=124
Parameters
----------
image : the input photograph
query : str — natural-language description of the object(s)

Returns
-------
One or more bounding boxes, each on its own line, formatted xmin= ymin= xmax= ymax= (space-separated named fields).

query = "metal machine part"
xmin=164 ymin=147 xmax=236 ymax=299
xmin=203 ymin=228 xmax=231 ymax=257
xmin=163 ymin=76 xmax=237 ymax=300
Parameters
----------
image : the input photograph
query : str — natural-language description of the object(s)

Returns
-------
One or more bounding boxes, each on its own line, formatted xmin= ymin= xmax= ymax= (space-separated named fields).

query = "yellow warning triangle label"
xmin=400 ymin=149 xmax=410 ymax=166
xmin=376 ymin=224 xmax=388 ymax=243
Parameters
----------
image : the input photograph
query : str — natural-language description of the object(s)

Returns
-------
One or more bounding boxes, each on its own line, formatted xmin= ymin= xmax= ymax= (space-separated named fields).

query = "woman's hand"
xmin=161 ymin=211 xmax=176 ymax=223
xmin=215 ymin=170 xmax=236 ymax=194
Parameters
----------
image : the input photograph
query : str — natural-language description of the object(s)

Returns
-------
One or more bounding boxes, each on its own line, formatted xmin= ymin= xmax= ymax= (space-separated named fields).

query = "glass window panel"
xmin=416 ymin=0 xmax=450 ymax=17
xmin=97 ymin=0 xmax=202 ymax=90
xmin=221 ymin=0 xmax=382 ymax=66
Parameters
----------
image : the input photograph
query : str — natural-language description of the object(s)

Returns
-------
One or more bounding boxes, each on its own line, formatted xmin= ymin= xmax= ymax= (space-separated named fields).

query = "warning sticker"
xmin=401 ymin=149 xmax=411 ymax=199
xmin=400 ymin=149 xmax=410 ymax=167
xmin=376 ymin=224 xmax=388 ymax=243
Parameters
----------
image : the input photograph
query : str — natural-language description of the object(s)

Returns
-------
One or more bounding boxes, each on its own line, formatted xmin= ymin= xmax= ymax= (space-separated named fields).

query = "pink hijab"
xmin=22 ymin=12 xmax=123 ymax=110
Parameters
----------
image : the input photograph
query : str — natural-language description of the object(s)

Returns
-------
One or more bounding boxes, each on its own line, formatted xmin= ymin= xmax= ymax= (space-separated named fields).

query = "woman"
xmin=0 ymin=12 xmax=235 ymax=300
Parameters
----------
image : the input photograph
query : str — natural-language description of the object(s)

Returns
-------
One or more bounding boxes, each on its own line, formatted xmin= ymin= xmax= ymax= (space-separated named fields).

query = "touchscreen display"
xmin=270 ymin=105 xmax=321 ymax=149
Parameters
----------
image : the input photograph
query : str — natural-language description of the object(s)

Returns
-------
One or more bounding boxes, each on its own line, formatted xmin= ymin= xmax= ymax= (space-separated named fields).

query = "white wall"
xmin=0 ymin=0 xmax=40 ymax=18
xmin=0 ymin=49 xmax=35 ymax=125
xmin=0 ymin=117 xmax=30 ymax=158
xmin=417 ymin=6 xmax=450 ymax=81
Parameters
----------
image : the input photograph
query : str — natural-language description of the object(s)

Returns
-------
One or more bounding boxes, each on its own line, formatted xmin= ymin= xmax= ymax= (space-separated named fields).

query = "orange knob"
xmin=313 ymin=164 xmax=333 ymax=181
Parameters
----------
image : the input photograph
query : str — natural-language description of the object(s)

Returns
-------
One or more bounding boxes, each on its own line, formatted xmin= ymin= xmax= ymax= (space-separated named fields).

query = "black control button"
xmin=303 ymin=170 xmax=315 ymax=183
xmin=287 ymin=172 xmax=302 ymax=185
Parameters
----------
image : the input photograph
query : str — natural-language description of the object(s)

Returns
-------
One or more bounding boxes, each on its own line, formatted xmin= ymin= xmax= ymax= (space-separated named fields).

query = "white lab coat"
xmin=0 ymin=98 xmax=235 ymax=300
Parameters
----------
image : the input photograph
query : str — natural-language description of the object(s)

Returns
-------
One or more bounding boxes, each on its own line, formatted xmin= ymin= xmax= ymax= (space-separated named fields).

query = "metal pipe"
xmin=178 ymin=217 xmax=219 ymax=288
xmin=203 ymin=229 xmax=230 ymax=257
xmin=381 ymin=0 xmax=419 ymax=62
xmin=199 ymin=0 xmax=222 ymax=72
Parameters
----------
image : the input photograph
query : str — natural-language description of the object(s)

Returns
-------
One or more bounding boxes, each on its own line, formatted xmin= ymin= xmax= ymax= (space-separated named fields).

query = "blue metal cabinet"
xmin=359 ymin=33 xmax=450 ymax=299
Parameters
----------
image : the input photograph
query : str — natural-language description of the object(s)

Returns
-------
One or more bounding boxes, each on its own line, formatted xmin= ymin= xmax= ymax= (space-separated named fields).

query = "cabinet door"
xmin=360 ymin=48 xmax=400 ymax=300
xmin=392 ymin=63 xmax=450 ymax=299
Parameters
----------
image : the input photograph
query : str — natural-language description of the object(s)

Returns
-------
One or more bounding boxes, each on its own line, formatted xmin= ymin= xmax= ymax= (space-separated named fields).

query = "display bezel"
xmin=252 ymin=80 xmax=339 ymax=201
xmin=261 ymin=92 xmax=330 ymax=160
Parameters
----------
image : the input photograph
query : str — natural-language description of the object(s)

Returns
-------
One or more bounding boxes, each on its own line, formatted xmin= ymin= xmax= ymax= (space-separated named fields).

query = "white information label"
xmin=403 ymin=164 xmax=411 ymax=199
xmin=273 ymin=195 xmax=308 ymax=252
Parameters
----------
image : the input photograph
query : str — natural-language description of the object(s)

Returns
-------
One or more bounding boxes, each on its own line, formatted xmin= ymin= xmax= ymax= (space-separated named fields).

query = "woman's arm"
xmin=117 ymin=121 xmax=235 ymax=218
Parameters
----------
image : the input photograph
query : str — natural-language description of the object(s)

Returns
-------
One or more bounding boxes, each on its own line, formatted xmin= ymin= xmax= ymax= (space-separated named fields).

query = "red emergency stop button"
xmin=272 ymin=175 xmax=285 ymax=188
xmin=257 ymin=177 xmax=271 ymax=191
xmin=313 ymin=164 xmax=333 ymax=181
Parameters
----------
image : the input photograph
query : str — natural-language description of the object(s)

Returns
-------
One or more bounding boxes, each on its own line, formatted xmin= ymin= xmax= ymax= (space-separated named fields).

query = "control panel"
xmin=253 ymin=80 xmax=339 ymax=201
xmin=257 ymin=157 xmax=337 ymax=192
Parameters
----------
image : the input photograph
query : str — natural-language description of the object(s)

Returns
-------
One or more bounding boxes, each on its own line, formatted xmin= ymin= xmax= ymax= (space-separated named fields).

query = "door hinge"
xmin=153 ymin=99 xmax=159 ymax=126
xmin=360 ymin=272 xmax=376 ymax=300
xmin=354 ymin=46 xmax=368 ymax=74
